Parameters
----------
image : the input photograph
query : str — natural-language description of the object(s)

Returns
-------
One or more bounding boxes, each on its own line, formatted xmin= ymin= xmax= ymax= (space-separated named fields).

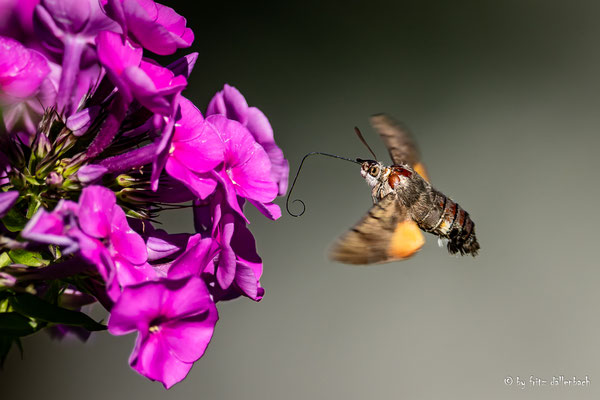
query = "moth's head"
xmin=358 ymin=159 xmax=384 ymax=188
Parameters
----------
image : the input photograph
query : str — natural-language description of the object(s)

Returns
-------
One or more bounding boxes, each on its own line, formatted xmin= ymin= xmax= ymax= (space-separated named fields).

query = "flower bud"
xmin=45 ymin=171 xmax=63 ymax=187
xmin=116 ymin=174 xmax=137 ymax=187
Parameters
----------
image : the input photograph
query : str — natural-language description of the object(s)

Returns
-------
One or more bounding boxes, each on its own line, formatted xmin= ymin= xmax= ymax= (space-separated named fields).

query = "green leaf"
xmin=0 ymin=252 xmax=11 ymax=268
xmin=25 ymin=197 xmax=42 ymax=219
xmin=0 ymin=312 xmax=36 ymax=336
xmin=8 ymin=249 xmax=49 ymax=267
xmin=61 ymin=179 xmax=79 ymax=191
xmin=8 ymin=293 xmax=106 ymax=331
xmin=1 ymin=207 xmax=28 ymax=232
xmin=23 ymin=175 xmax=40 ymax=186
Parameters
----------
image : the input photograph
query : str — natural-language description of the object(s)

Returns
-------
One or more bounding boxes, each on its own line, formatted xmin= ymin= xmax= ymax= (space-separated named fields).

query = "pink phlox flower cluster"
xmin=0 ymin=0 xmax=287 ymax=389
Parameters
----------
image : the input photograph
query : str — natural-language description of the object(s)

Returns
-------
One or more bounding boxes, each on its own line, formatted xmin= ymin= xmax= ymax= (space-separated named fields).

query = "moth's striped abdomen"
xmin=417 ymin=190 xmax=480 ymax=256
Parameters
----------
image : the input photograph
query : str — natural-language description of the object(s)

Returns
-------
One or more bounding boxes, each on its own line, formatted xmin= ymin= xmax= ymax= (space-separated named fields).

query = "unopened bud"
xmin=116 ymin=174 xmax=137 ymax=187
xmin=117 ymin=188 xmax=146 ymax=204
xmin=34 ymin=132 xmax=52 ymax=159
xmin=46 ymin=171 xmax=63 ymax=186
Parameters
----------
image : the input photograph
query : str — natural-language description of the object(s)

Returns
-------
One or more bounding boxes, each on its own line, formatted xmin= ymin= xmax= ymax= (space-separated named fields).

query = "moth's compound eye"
xmin=369 ymin=166 xmax=379 ymax=177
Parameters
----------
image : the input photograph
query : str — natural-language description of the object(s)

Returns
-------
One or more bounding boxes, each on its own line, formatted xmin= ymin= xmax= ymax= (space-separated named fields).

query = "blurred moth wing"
xmin=330 ymin=114 xmax=429 ymax=264
xmin=330 ymin=193 xmax=425 ymax=264
xmin=369 ymin=113 xmax=429 ymax=181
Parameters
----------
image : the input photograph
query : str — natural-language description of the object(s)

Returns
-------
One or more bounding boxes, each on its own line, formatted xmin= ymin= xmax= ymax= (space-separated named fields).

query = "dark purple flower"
xmin=103 ymin=0 xmax=193 ymax=56
xmin=34 ymin=0 xmax=119 ymax=49
xmin=0 ymin=0 xmax=39 ymax=45
xmin=207 ymin=84 xmax=289 ymax=196
xmin=0 ymin=35 xmax=50 ymax=102
xmin=66 ymin=105 xmax=101 ymax=136
xmin=108 ymin=276 xmax=218 ymax=389
xmin=48 ymin=324 xmax=91 ymax=341
xmin=75 ymin=164 xmax=108 ymax=183
xmin=33 ymin=0 xmax=120 ymax=113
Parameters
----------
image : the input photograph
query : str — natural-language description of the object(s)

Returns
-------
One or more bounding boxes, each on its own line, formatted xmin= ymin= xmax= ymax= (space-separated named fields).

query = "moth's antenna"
xmin=286 ymin=152 xmax=360 ymax=217
xmin=354 ymin=126 xmax=377 ymax=160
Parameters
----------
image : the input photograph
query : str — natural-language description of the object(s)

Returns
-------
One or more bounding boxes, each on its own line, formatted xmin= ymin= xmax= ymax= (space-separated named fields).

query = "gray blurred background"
xmin=3 ymin=1 xmax=600 ymax=399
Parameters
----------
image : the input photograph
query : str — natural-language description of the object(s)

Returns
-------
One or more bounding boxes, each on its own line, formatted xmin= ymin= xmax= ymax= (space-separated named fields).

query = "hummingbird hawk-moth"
xmin=287 ymin=113 xmax=480 ymax=264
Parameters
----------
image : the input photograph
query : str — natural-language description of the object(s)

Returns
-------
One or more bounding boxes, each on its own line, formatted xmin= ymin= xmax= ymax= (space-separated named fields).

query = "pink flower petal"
xmin=109 ymin=205 xmax=147 ymax=265
xmin=77 ymin=185 xmax=115 ymax=238
xmin=215 ymin=213 xmax=236 ymax=289
xmin=221 ymin=84 xmax=248 ymax=124
xmin=0 ymin=190 xmax=19 ymax=218
xmin=114 ymin=258 xmax=156 ymax=288
xmin=0 ymin=36 xmax=50 ymax=100
xmin=172 ymin=96 xmax=204 ymax=140
xmin=163 ymin=307 xmax=217 ymax=364
xmin=208 ymin=115 xmax=278 ymax=203
xmin=235 ymin=261 xmax=260 ymax=300
xmin=130 ymin=330 xmax=193 ymax=389
xmin=171 ymin=122 xmax=223 ymax=174
xmin=115 ymin=0 xmax=194 ymax=56
xmin=167 ymin=235 xmax=217 ymax=279
xmin=160 ymin=276 xmax=215 ymax=320
xmin=108 ymin=283 xmax=162 ymax=334
xmin=165 ymin=157 xmax=218 ymax=199
xmin=206 ymin=90 xmax=225 ymax=116
xmin=249 ymin=200 xmax=282 ymax=220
